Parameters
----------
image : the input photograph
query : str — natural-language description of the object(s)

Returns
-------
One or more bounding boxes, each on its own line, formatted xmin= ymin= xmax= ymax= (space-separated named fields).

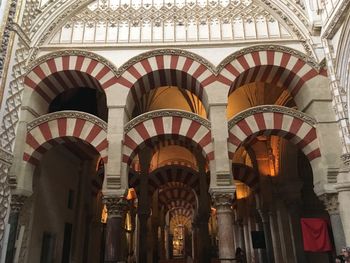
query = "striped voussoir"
xmin=24 ymin=115 xmax=108 ymax=166
xmin=123 ymin=114 xmax=213 ymax=165
xmin=170 ymin=207 xmax=193 ymax=219
xmin=232 ymin=163 xmax=259 ymax=191
xmin=158 ymin=186 xmax=197 ymax=211
xmin=150 ymin=165 xmax=201 ymax=194
xmin=228 ymin=110 xmax=320 ymax=162
xmin=24 ymin=55 xmax=117 ymax=105
xmin=220 ymin=51 xmax=319 ymax=96
xmin=119 ymin=55 xmax=214 ymax=109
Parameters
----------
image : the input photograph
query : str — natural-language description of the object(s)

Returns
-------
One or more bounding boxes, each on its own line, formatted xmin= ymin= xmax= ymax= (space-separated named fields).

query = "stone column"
xmin=268 ymin=210 xmax=283 ymax=263
xmin=103 ymin=196 xmax=128 ymax=263
xmin=258 ymin=210 xmax=274 ymax=263
xmin=212 ymin=191 xmax=235 ymax=263
xmin=336 ymin=157 xmax=350 ymax=246
xmin=5 ymin=194 xmax=26 ymax=263
xmin=319 ymin=193 xmax=346 ymax=252
xmin=137 ymin=148 xmax=152 ymax=262
xmin=286 ymin=202 xmax=306 ymax=263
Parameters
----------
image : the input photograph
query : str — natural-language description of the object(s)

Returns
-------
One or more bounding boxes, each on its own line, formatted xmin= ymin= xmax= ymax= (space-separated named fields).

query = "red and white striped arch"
xmin=158 ymin=186 xmax=197 ymax=211
xmin=228 ymin=107 xmax=321 ymax=162
xmin=148 ymin=165 xmax=201 ymax=193
xmin=120 ymin=54 xmax=214 ymax=112
xmin=219 ymin=50 xmax=319 ymax=97
xmin=123 ymin=112 xmax=213 ymax=165
xmin=24 ymin=55 xmax=117 ymax=114
xmin=24 ymin=114 xmax=108 ymax=166
xmin=232 ymin=163 xmax=259 ymax=191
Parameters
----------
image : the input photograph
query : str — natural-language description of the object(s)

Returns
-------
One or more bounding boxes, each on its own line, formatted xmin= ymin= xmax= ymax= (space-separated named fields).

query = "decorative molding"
xmin=102 ymin=196 xmax=128 ymax=218
xmin=321 ymin=0 xmax=350 ymax=39
xmin=318 ymin=193 xmax=339 ymax=215
xmin=124 ymin=109 xmax=211 ymax=133
xmin=10 ymin=194 xmax=27 ymax=213
xmin=27 ymin=111 xmax=108 ymax=132
xmin=26 ymin=49 xmax=118 ymax=77
xmin=341 ymin=153 xmax=350 ymax=166
xmin=118 ymin=49 xmax=216 ymax=76
xmin=211 ymin=191 xmax=235 ymax=210
xmin=217 ymin=44 xmax=321 ymax=72
xmin=0 ymin=0 xmax=19 ymax=80
xmin=9 ymin=23 xmax=30 ymax=49
xmin=0 ymin=148 xmax=13 ymax=165
xmin=228 ymin=105 xmax=317 ymax=129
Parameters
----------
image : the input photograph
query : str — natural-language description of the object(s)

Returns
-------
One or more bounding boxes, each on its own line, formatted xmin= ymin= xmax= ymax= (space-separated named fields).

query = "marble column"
xmin=319 ymin=193 xmax=346 ymax=252
xmin=103 ymin=196 xmax=128 ymax=263
xmin=268 ymin=210 xmax=283 ymax=263
xmin=335 ymin=159 xmax=350 ymax=246
xmin=5 ymin=194 xmax=26 ymax=263
xmin=286 ymin=202 xmax=306 ymax=263
xmin=212 ymin=191 xmax=235 ymax=263
xmin=258 ymin=210 xmax=274 ymax=263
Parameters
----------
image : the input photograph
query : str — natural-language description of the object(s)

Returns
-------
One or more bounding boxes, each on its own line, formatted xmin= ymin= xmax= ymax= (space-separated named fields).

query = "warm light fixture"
xmin=127 ymin=188 xmax=137 ymax=200
xmin=101 ymin=204 xmax=108 ymax=223
xmin=235 ymin=181 xmax=251 ymax=199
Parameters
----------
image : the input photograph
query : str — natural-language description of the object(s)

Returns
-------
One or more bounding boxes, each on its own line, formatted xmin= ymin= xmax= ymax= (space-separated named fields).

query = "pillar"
xmin=212 ymin=191 xmax=235 ymax=263
xmin=103 ymin=196 xmax=128 ymax=263
xmin=258 ymin=210 xmax=274 ymax=263
xmin=286 ymin=202 xmax=306 ymax=263
xmin=5 ymin=195 xmax=26 ymax=263
xmin=336 ymin=159 xmax=350 ymax=246
xmin=268 ymin=210 xmax=283 ymax=263
xmin=137 ymin=148 xmax=152 ymax=262
xmin=319 ymin=193 xmax=346 ymax=252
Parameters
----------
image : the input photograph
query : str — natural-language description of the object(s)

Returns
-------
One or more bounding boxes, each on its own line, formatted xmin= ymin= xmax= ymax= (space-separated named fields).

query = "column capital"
xmin=211 ymin=190 xmax=234 ymax=210
xmin=318 ymin=193 xmax=339 ymax=215
xmin=341 ymin=153 xmax=350 ymax=167
xmin=10 ymin=194 xmax=26 ymax=213
xmin=103 ymin=196 xmax=128 ymax=218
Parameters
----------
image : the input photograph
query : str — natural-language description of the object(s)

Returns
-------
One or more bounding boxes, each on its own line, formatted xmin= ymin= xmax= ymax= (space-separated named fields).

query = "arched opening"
xmin=124 ymin=117 xmax=213 ymax=262
xmin=125 ymin=69 xmax=209 ymax=120
xmin=49 ymin=86 xmax=108 ymax=122
xmin=132 ymin=86 xmax=206 ymax=119
xmin=23 ymin=56 xmax=111 ymax=121
xmin=26 ymin=139 xmax=106 ymax=263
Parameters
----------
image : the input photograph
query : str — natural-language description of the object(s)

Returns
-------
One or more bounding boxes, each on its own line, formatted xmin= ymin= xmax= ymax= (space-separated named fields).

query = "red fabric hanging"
xmin=300 ymin=218 xmax=332 ymax=252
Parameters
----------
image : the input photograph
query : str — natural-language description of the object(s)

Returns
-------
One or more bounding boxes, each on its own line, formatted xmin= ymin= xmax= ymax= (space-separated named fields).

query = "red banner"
xmin=300 ymin=218 xmax=332 ymax=252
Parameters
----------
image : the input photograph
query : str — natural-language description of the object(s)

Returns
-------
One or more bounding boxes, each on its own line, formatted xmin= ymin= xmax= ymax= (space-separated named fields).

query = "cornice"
xmin=217 ymin=44 xmax=321 ymax=72
xmin=321 ymin=0 xmax=350 ymax=39
xmin=26 ymin=49 xmax=118 ymax=76
xmin=27 ymin=111 xmax=107 ymax=132
xmin=228 ymin=105 xmax=317 ymax=129
xmin=124 ymin=109 xmax=211 ymax=133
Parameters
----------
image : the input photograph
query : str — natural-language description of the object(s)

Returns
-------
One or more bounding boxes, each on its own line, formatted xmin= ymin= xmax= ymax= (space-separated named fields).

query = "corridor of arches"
xmin=6 ymin=48 xmax=342 ymax=263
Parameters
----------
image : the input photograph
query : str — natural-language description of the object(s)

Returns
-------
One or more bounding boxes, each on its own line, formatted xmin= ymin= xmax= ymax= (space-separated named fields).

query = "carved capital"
xmin=341 ymin=153 xmax=350 ymax=167
xmin=318 ymin=193 xmax=339 ymax=215
xmin=211 ymin=191 xmax=234 ymax=211
xmin=103 ymin=196 xmax=128 ymax=218
xmin=10 ymin=195 xmax=27 ymax=213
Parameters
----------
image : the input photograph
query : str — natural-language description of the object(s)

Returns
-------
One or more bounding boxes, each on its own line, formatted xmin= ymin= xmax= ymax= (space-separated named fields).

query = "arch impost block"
xmin=27 ymin=111 xmax=108 ymax=131
xmin=228 ymin=105 xmax=317 ymax=129
xmin=124 ymin=109 xmax=211 ymax=133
